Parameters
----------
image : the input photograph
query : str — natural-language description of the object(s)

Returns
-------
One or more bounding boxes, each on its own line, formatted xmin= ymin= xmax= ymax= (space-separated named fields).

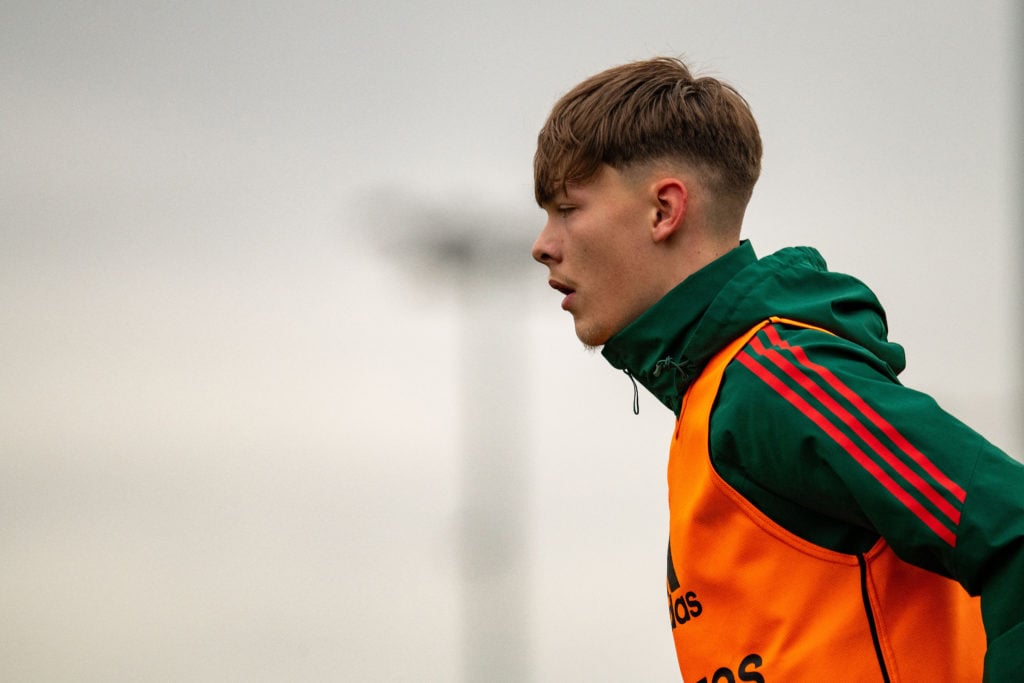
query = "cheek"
xmin=592 ymin=254 xmax=640 ymax=322
xmin=596 ymin=235 xmax=643 ymax=283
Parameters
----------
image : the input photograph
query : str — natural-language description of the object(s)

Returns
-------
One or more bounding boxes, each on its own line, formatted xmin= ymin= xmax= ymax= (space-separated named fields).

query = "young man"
xmin=532 ymin=57 xmax=1024 ymax=681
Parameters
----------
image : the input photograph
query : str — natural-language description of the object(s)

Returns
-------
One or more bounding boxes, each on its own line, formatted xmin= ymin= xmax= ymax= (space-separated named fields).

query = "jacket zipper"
xmin=858 ymin=554 xmax=892 ymax=682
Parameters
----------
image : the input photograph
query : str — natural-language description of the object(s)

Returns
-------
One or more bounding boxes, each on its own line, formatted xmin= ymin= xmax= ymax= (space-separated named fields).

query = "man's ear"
xmin=651 ymin=178 xmax=687 ymax=243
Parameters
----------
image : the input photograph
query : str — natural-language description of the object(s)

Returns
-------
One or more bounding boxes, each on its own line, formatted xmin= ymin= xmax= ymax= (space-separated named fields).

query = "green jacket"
xmin=602 ymin=241 xmax=1024 ymax=679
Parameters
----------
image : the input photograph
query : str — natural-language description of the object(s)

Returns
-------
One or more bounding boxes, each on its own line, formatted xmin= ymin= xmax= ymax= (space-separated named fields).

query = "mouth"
xmin=549 ymin=279 xmax=574 ymax=296
xmin=549 ymin=279 xmax=576 ymax=310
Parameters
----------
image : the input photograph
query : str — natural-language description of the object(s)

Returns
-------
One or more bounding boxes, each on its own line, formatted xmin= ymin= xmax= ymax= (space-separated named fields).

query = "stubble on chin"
xmin=573 ymin=321 xmax=611 ymax=352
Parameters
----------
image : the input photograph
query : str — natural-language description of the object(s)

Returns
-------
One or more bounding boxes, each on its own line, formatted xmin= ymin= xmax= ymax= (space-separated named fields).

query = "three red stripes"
xmin=736 ymin=323 xmax=964 ymax=547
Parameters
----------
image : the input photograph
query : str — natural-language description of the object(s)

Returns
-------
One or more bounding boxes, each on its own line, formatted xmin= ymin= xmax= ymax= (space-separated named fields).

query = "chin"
xmin=573 ymin=321 xmax=613 ymax=348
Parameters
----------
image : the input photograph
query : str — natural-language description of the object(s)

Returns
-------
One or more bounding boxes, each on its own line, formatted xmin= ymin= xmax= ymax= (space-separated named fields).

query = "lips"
xmin=549 ymin=279 xmax=574 ymax=296
xmin=549 ymin=279 xmax=576 ymax=311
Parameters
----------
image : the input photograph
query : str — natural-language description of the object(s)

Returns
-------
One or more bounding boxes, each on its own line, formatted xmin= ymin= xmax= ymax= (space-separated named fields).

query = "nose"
xmin=531 ymin=217 xmax=561 ymax=265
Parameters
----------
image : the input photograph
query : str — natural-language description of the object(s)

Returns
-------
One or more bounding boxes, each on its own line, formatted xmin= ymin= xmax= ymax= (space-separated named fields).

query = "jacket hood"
xmin=602 ymin=242 xmax=906 ymax=413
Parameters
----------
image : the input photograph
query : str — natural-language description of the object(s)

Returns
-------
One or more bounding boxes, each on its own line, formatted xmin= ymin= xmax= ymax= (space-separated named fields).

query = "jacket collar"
xmin=601 ymin=241 xmax=757 ymax=414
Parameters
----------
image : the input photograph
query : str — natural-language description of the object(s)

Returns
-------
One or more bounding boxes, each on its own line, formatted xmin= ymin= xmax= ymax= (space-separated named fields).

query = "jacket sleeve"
xmin=711 ymin=324 xmax=1024 ymax=680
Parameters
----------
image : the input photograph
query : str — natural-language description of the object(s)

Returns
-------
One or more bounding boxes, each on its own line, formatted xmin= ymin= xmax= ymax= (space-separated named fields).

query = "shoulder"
xmin=707 ymin=320 xmax=901 ymax=541
xmin=715 ymin=321 xmax=901 ymax=441
xmin=735 ymin=320 xmax=899 ymax=386
xmin=709 ymin=318 xmax=996 ymax=556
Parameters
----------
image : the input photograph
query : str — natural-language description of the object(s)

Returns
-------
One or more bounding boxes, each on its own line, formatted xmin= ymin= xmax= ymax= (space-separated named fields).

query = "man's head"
xmin=532 ymin=57 xmax=762 ymax=347
xmin=534 ymin=57 xmax=762 ymax=221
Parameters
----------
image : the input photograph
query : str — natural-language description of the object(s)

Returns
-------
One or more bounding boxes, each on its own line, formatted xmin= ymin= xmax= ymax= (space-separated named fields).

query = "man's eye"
xmin=558 ymin=206 xmax=576 ymax=215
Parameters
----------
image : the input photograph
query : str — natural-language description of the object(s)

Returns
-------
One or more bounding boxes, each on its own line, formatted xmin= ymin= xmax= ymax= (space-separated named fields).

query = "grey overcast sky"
xmin=1 ymin=2 xmax=1020 ymax=681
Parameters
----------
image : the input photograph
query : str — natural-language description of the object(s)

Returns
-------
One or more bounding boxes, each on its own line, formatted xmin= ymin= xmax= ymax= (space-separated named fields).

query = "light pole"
xmin=370 ymin=193 xmax=536 ymax=681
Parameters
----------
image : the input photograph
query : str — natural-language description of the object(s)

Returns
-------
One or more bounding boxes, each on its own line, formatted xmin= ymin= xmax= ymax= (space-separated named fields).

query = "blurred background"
xmin=2 ymin=2 xmax=1021 ymax=681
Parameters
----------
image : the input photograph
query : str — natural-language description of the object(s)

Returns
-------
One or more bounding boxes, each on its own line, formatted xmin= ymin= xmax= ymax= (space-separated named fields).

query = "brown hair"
xmin=534 ymin=57 xmax=762 ymax=213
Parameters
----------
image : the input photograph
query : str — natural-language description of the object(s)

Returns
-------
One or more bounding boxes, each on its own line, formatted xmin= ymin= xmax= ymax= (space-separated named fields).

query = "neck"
xmin=663 ymin=229 xmax=741 ymax=293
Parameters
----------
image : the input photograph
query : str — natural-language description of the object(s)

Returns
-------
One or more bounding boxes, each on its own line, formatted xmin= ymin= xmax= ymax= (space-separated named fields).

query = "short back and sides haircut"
xmin=534 ymin=57 xmax=763 ymax=217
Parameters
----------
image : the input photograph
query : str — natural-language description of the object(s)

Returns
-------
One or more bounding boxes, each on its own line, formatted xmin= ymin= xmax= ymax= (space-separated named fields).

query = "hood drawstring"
xmin=622 ymin=358 xmax=694 ymax=416
xmin=653 ymin=356 xmax=697 ymax=398
xmin=624 ymin=369 xmax=640 ymax=415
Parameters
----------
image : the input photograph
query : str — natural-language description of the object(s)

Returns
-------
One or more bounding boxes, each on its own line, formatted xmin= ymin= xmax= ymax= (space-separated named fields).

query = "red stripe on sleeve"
xmin=763 ymin=324 xmax=966 ymax=503
xmin=737 ymin=349 xmax=957 ymax=547
xmin=749 ymin=335 xmax=961 ymax=527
